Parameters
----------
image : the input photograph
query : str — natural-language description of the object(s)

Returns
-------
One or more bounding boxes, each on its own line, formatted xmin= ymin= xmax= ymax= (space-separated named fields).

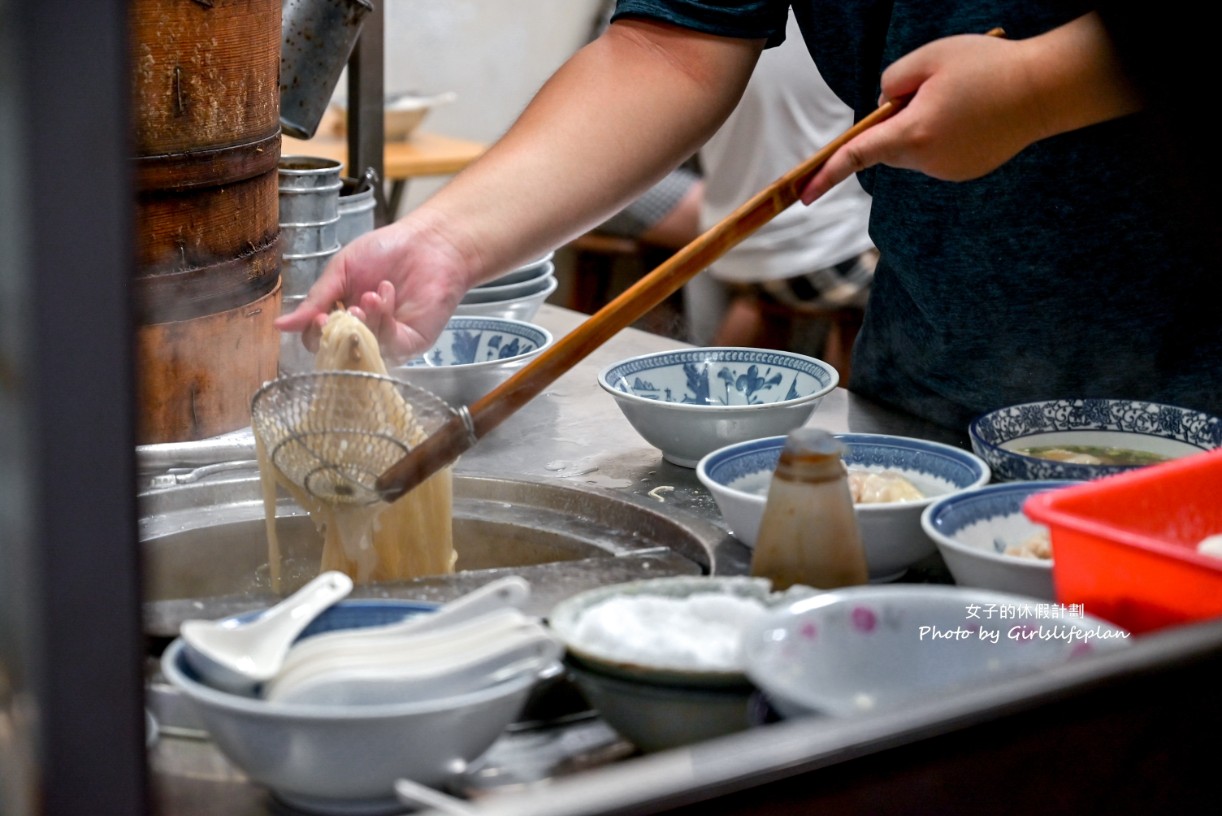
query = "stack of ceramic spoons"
xmin=180 ymin=575 xmax=559 ymax=707
xmin=264 ymin=605 xmax=558 ymax=706
xmin=262 ymin=576 xmax=558 ymax=706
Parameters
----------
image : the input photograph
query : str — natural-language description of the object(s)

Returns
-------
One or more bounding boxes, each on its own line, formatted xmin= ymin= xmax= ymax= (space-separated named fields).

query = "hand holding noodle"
xmin=257 ymin=310 xmax=456 ymax=592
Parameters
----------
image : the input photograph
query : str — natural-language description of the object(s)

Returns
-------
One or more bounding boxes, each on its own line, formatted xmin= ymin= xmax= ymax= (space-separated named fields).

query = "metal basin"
xmin=139 ymin=467 xmax=729 ymax=637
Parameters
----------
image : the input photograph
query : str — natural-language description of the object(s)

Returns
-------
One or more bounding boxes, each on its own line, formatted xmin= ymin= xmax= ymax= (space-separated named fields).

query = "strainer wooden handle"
xmin=373 ymin=100 xmax=903 ymax=501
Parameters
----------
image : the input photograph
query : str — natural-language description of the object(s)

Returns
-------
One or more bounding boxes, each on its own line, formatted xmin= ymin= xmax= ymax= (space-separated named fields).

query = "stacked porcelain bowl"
xmin=161 ymin=576 xmax=562 ymax=813
xmin=456 ymin=252 xmax=558 ymax=321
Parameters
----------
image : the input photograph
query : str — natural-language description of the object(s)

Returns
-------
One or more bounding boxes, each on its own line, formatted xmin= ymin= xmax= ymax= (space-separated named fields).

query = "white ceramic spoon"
xmin=385 ymin=575 xmax=532 ymax=635
xmin=179 ymin=571 xmax=354 ymax=694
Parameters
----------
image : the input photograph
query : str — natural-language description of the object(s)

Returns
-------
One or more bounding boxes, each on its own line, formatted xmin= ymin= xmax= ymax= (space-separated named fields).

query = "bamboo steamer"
xmin=135 ymin=282 xmax=283 ymax=444
xmin=130 ymin=0 xmax=281 ymax=156
xmin=129 ymin=0 xmax=282 ymax=443
xmin=133 ymin=173 xmax=281 ymax=324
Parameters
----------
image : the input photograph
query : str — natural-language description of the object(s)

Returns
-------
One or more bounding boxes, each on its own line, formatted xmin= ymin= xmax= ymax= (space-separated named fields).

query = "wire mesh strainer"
xmin=251 ymin=371 xmax=471 ymax=505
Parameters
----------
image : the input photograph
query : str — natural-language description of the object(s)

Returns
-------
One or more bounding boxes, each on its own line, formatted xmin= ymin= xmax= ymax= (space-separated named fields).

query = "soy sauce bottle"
xmin=750 ymin=428 xmax=868 ymax=591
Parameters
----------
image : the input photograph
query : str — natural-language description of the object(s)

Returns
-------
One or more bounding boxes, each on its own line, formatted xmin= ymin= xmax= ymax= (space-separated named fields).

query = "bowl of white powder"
xmin=547 ymin=576 xmax=810 ymax=751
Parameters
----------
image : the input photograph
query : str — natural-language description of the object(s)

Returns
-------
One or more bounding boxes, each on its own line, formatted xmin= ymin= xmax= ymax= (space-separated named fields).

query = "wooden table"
xmin=281 ymin=131 xmax=487 ymax=216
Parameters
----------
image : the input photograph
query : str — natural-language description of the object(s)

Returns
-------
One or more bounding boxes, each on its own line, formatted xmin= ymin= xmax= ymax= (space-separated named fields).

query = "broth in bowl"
xmin=1012 ymin=444 xmax=1170 ymax=467
xmin=970 ymin=399 xmax=1221 ymax=482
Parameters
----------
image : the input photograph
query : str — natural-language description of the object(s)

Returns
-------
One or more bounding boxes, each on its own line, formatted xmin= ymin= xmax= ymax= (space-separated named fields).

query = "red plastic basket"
xmin=1023 ymin=448 xmax=1222 ymax=635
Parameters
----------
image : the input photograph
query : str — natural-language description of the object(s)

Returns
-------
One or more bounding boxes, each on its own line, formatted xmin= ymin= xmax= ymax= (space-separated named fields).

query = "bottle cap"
xmin=781 ymin=427 xmax=844 ymax=458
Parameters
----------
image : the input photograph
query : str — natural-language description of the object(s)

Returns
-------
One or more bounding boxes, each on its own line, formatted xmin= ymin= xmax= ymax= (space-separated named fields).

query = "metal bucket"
xmin=279 ymin=295 xmax=315 ymax=376
xmin=280 ymin=216 xmax=340 ymax=256
xmin=280 ymin=0 xmax=375 ymax=140
xmin=337 ymin=173 xmax=377 ymax=246
xmin=279 ymin=156 xmax=342 ymax=298
xmin=279 ymin=155 xmax=343 ymax=222
xmin=280 ymin=245 xmax=338 ymax=298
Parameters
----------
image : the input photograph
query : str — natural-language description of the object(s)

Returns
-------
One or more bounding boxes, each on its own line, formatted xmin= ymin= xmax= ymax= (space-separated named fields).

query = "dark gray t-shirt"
xmin=613 ymin=0 xmax=1221 ymax=430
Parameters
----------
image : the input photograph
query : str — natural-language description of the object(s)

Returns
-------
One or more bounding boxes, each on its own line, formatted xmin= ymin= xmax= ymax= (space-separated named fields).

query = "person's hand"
xmin=801 ymin=14 xmax=1142 ymax=203
xmin=274 ymin=217 xmax=475 ymax=363
xmin=802 ymin=32 xmax=1037 ymax=202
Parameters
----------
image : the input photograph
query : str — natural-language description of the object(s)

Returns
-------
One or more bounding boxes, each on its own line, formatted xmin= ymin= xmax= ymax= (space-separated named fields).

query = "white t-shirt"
xmin=698 ymin=13 xmax=874 ymax=284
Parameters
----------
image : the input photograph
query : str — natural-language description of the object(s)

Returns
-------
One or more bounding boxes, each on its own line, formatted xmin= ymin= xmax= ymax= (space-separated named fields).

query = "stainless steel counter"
xmin=150 ymin=305 xmax=1222 ymax=816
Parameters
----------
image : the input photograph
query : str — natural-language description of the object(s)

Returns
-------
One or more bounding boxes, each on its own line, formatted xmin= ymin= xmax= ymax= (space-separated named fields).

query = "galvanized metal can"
xmin=280 ymin=0 xmax=375 ymax=139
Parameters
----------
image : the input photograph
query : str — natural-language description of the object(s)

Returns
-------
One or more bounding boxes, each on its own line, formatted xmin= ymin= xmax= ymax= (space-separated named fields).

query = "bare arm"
xmin=802 ymin=13 xmax=1143 ymax=202
xmin=277 ymin=20 xmax=761 ymax=359
xmin=423 ymin=20 xmax=761 ymax=278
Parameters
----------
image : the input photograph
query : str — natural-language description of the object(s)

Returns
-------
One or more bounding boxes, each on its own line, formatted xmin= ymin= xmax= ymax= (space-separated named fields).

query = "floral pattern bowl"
xmin=391 ymin=316 xmax=553 ymax=407
xmin=696 ymin=433 xmax=991 ymax=580
xmin=597 ymin=347 xmax=838 ymax=467
xmin=968 ymin=399 xmax=1222 ymax=482
xmin=740 ymin=585 xmax=1130 ymax=720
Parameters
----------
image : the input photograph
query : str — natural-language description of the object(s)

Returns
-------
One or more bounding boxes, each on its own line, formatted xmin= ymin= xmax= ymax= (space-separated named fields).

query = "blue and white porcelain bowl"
xmin=968 ymin=399 xmax=1222 ymax=482
xmin=597 ymin=347 xmax=838 ymax=467
xmin=392 ymin=316 xmax=553 ymax=406
xmin=920 ymin=480 xmax=1081 ymax=600
xmin=696 ymin=433 xmax=991 ymax=580
xmin=161 ymin=599 xmax=556 ymax=814
xmin=741 ymin=585 xmax=1130 ymax=720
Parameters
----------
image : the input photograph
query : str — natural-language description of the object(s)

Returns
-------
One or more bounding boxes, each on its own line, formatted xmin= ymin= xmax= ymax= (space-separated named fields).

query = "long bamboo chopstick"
xmin=376 ymin=29 xmax=1003 ymax=502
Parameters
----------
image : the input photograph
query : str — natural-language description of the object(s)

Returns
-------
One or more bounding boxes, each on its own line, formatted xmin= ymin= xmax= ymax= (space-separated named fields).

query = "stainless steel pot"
xmin=137 ymin=449 xmax=726 ymax=637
